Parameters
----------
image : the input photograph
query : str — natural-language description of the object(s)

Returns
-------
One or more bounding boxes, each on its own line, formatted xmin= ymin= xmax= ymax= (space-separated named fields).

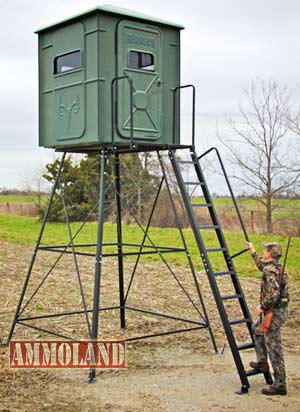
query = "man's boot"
xmin=261 ymin=386 xmax=287 ymax=395
xmin=249 ymin=360 xmax=270 ymax=373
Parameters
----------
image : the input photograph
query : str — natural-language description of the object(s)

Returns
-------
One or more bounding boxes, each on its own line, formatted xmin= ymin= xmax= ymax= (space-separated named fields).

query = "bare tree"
xmin=219 ymin=79 xmax=300 ymax=233
xmin=117 ymin=152 xmax=161 ymax=223
xmin=22 ymin=163 xmax=49 ymax=211
xmin=287 ymin=102 xmax=300 ymax=194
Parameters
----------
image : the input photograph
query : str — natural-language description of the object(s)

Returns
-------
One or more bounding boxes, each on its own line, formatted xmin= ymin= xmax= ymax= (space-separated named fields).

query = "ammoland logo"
xmin=9 ymin=340 xmax=126 ymax=369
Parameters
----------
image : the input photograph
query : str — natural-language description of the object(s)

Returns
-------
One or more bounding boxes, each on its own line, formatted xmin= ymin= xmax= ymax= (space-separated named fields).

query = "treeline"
xmin=41 ymin=153 xmax=164 ymax=223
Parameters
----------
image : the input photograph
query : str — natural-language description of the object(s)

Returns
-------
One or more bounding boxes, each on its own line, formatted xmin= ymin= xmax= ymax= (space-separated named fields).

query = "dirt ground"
xmin=0 ymin=241 xmax=299 ymax=411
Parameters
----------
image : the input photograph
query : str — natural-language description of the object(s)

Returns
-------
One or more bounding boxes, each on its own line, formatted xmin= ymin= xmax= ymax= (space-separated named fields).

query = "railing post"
xmin=172 ymin=84 xmax=196 ymax=148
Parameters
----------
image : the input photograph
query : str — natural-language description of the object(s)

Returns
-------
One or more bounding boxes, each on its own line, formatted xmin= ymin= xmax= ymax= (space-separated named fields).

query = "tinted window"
xmin=54 ymin=51 xmax=81 ymax=74
xmin=128 ymin=51 xmax=155 ymax=71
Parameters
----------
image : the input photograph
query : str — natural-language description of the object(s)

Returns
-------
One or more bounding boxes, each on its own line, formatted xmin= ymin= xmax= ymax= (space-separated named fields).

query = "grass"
xmin=0 ymin=195 xmax=32 ymax=204
xmin=0 ymin=194 xmax=48 ymax=204
xmin=0 ymin=195 xmax=40 ymax=204
xmin=0 ymin=214 xmax=298 ymax=281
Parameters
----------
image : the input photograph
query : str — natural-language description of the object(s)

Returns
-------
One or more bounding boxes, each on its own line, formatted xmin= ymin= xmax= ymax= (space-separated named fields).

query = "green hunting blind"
xmin=36 ymin=5 xmax=184 ymax=149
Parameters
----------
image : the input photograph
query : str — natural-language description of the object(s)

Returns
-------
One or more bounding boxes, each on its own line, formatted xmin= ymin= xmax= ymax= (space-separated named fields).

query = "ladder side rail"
xmin=169 ymin=150 xmax=250 ymax=391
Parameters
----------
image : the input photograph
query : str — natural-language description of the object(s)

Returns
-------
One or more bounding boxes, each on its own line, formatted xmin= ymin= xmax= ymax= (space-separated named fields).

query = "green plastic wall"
xmin=37 ymin=10 xmax=181 ymax=149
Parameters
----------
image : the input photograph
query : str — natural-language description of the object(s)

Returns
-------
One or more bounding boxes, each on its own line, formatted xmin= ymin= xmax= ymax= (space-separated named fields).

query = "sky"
xmin=1 ymin=0 xmax=300 ymax=189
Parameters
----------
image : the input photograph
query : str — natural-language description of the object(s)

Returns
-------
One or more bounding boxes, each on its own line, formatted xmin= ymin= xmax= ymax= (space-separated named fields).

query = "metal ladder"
xmin=169 ymin=146 xmax=273 ymax=394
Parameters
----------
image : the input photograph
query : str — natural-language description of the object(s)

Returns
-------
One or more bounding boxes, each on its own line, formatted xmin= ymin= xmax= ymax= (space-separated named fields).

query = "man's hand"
xmin=256 ymin=305 xmax=264 ymax=317
xmin=246 ymin=241 xmax=255 ymax=253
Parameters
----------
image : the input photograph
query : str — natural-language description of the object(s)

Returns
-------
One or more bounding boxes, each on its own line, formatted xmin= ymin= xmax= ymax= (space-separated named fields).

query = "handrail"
xmin=198 ymin=147 xmax=250 ymax=258
xmin=172 ymin=84 xmax=196 ymax=148
xmin=111 ymin=76 xmax=134 ymax=148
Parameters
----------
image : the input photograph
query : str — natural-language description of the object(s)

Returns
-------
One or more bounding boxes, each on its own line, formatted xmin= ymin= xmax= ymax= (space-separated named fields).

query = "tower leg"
xmin=88 ymin=150 xmax=106 ymax=382
xmin=114 ymin=153 xmax=126 ymax=328
xmin=58 ymin=177 xmax=91 ymax=337
xmin=6 ymin=153 xmax=66 ymax=344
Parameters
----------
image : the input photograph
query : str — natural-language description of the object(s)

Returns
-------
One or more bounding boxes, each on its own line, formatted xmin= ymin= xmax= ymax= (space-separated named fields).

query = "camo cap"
xmin=262 ymin=242 xmax=282 ymax=259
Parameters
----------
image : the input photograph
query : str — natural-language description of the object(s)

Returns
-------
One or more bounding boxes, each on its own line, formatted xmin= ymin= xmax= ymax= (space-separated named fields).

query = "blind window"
xmin=128 ymin=51 xmax=155 ymax=71
xmin=54 ymin=51 xmax=82 ymax=74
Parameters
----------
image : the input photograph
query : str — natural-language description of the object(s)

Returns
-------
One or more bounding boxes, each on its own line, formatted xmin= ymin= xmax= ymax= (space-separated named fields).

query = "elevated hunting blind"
xmin=36 ymin=5 xmax=183 ymax=149
xmin=8 ymin=6 xmax=273 ymax=395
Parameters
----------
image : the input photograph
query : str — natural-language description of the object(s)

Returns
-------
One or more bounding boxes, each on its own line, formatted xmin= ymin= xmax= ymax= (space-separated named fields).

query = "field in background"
xmin=0 ymin=214 xmax=298 ymax=280
xmin=194 ymin=196 xmax=300 ymax=236
xmin=0 ymin=195 xmax=39 ymax=203
xmin=0 ymin=194 xmax=46 ymax=217
xmin=1 ymin=194 xmax=299 ymax=235
xmin=0 ymin=193 xmax=298 ymax=278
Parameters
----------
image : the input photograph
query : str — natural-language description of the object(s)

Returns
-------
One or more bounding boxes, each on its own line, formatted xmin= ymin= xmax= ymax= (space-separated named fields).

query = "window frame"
xmin=53 ymin=49 xmax=83 ymax=76
xmin=127 ymin=50 xmax=156 ymax=73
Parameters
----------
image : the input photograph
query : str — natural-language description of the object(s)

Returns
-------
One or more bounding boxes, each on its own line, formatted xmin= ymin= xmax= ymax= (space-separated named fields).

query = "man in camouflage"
xmin=246 ymin=241 xmax=289 ymax=395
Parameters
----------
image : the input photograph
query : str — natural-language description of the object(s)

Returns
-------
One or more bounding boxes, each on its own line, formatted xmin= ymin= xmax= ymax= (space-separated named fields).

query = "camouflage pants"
xmin=252 ymin=305 xmax=289 ymax=390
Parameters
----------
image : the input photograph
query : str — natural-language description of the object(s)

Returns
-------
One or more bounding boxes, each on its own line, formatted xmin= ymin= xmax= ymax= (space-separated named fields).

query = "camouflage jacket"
xmin=251 ymin=252 xmax=290 ymax=311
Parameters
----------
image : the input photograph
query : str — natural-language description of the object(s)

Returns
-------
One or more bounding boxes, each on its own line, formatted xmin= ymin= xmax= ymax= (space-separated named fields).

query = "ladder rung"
xmin=213 ymin=270 xmax=235 ymax=277
xmin=237 ymin=342 xmax=255 ymax=351
xmin=221 ymin=294 xmax=243 ymax=301
xmin=192 ymin=203 xmax=212 ymax=207
xmin=176 ymin=160 xmax=195 ymax=164
xmin=184 ymin=181 xmax=205 ymax=186
xmin=206 ymin=247 xmax=227 ymax=252
xmin=198 ymin=225 xmax=220 ymax=230
xmin=229 ymin=318 xmax=251 ymax=326
xmin=246 ymin=369 xmax=264 ymax=377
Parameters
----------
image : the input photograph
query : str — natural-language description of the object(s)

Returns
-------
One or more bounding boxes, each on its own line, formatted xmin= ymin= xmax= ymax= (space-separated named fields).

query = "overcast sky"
xmin=1 ymin=0 xmax=300 ymax=189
